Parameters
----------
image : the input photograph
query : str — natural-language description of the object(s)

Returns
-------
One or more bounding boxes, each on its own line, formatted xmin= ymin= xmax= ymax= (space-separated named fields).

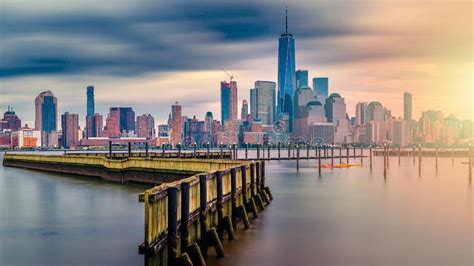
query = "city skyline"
xmin=0 ymin=1 xmax=472 ymax=127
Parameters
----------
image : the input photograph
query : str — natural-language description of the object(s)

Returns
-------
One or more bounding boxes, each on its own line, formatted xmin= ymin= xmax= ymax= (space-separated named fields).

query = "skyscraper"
xmin=325 ymin=93 xmax=349 ymax=143
xmin=86 ymin=86 xmax=94 ymax=116
xmin=61 ymin=112 xmax=79 ymax=148
xmin=277 ymin=7 xmax=296 ymax=132
xmin=2 ymin=106 xmax=21 ymax=131
xmin=295 ymin=70 xmax=308 ymax=89
xmin=170 ymin=102 xmax=183 ymax=146
xmin=220 ymin=80 xmax=238 ymax=123
xmin=355 ymin=102 xmax=368 ymax=125
xmin=404 ymin=92 xmax=412 ymax=121
xmin=35 ymin=90 xmax=57 ymax=132
xmin=136 ymin=114 xmax=155 ymax=139
xmin=250 ymin=81 xmax=276 ymax=126
xmin=241 ymin=100 xmax=249 ymax=121
xmin=313 ymin=77 xmax=329 ymax=104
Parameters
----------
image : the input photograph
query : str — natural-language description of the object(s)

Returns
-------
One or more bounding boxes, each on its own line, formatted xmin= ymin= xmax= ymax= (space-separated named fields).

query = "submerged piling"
xmin=369 ymin=146 xmax=373 ymax=170
xmin=331 ymin=145 xmax=334 ymax=169
xmin=296 ymin=145 xmax=300 ymax=171
xmin=277 ymin=142 xmax=281 ymax=160
xmin=435 ymin=145 xmax=438 ymax=171
xmin=128 ymin=142 xmax=132 ymax=157
xmin=318 ymin=146 xmax=322 ymax=176
xmin=108 ymin=140 xmax=112 ymax=158
xmin=418 ymin=145 xmax=422 ymax=176
xmin=339 ymin=146 xmax=342 ymax=164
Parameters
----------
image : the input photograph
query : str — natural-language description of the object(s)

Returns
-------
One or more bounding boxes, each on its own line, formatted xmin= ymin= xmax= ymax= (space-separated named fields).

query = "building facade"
xmin=313 ymin=77 xmax=328 ymax=104
xmin=61 ymin=112 xmax=79 ymax=148
xmin=250 ymin=81 xmax=276 ymax=126
xmin=220 ymin=80 xmax=238 ymax=123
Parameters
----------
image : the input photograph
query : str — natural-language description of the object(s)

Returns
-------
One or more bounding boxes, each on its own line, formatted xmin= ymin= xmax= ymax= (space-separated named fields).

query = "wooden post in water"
xmin=177 ymin=143 xmax=181 ymax=158
xmin=339 ymin=146 xmax=342 ymax=164
xmin=193 ymin=142 xmax=197 ymax=158
xmin=220 ymin=143 xmax=223 ymax=160
xmin=383 ymin=144 xmax=387 ymax=179
xmin=306 ymin=143 xmax=310 ymax=159
xmin=353 ymin=146 xmax=356 ymax=159
xmin=250 ymin=163 xmax=256 ymax=197
xmin=206 ymin=142 xmax=210 ymax=159
xmin=386 ymin=145 xmax=390 ymax=169
xmin=199 ymin=174 xmax=208 ymax=255
xmin=180 ymin=182 xmax=190 ymax=251
xmin=267 ymin=144 xmax=271 ymax=159
xmin=346 ymin=146 xmax=350 ymax=164
xmin=262 ymin=144 xmax=265 ymax=159
xmin=255 ymin=162 xmax=261 ymax=192
xmin=288 ymin=143 xmax=291 ymax=159
xmin=451 ymin=145 xmax=454 ymax=166
xmin=398 ymin=146 xmax=401 ymax=166
xmin=278 ymin=142 xmax=281 ymax=160
xmin=215 ymin=171 xmax=224 ymax=239
xmin=230 ymin=168 xmax=237 ymax=227
xmin=369 ymin=146 xmax=373 ymax=170
xmin=435 ymin=145 xmax=438 ymax=171
xmin=245 ymin=143 xmax=248 ymax=159
xmin=296 ymin=145 xmax=300 ymax=171
xmin=360 ymin=146 xmax=363 ymax=164
xmin=469 ymin=146 xmax=472 ymax=183
xmin=108 ymin=140 xmax=112 ymax=158
xmin=257 ymin=143 xmax=260 ymax=159
xmin=162 ymin=143 xmax=165 ymax=158
xmin=318 ymin=146 xmax=322 ymax=176
xmin=167 ymin=186 xmax=179 ymax=263
xmin=128 ymin=142 xmax=131 ymax=157
xmin=418 ymin=144 xmax=422 ymax=176
xmin=331 ymin=145 xmax=334 ymax=169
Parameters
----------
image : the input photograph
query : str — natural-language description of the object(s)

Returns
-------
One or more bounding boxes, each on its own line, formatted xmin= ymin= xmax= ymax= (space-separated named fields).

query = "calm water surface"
xmin=1 ymin=152 xmax=472 ymax=266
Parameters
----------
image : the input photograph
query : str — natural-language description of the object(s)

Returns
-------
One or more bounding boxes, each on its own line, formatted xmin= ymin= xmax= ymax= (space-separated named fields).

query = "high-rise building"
xmin=61 ymin=112 xmax=79 ymax=148
xmin=295 ymin=70 xmax=308 ymax=89
xmin=108 ymin=107 xmax=135 ymax=134
xmin=170 ymin=102 xmax=183 ymax=146
xmin=325 ymin=93 xmax=349 ymax=143
xmin=35 ymin=90 xmax=57 ymax=132
xmin=87 ymin=86 xmax=94 ymax=116
xmin=313 ymin=77 xmax=328 ymax=104
xmin=204 ymin=112 xmax=213 ymax=132
xmin=277 ymin=7 xmax=296 ymax=132
xmin=220 ymin=80 xmax=238 ymax=123
xmin=184 ymin=116 xmax=206 ymax=146
xmin=392 ymin=118 xmax=410 ymax=147
xmin=294 ymin=86 xmax=314 ymax=118
xmin=86 ymin=113 xmax=103 ymax=138
xmin=366 ymin=101 xmax=385 ymax=122
xmin=250 ymin=81 xmax=276 ymax=126
xmin=136 ymin=114 xmax=155 ymax=139
xmin=355 ymin=102 xmax=367 ymax=125
xmin=241 ymin=100 xmax=249 ymax=121
xmin=404 ymin=92 xmax=412 ymax=121
xmin=2 ymin=106 xmax=21 ymax=131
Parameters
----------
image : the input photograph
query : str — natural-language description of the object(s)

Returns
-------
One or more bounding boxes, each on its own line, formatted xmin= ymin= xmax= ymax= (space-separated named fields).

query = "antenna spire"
xmin=285 ymin=6 xmax=288 ymax=35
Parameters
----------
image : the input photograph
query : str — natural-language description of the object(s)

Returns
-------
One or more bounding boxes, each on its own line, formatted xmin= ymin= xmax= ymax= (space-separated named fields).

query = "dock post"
xmin=324 ymin=145 xmax=327 ymax=158
xmin=167 ymin=187 xmax=179 ymax=263
xmin=206 ymin=142 xmax=210 ymax=159
xmin=398 ymin=146 xmax=401 ymax=166
xmin=239 ymin=165 xmax=250 ymax=229
xmin=288 ymin=143 xmax=291 ymax=159
xmin=245 ymin=143 xmax=248 ymax=159
xmin=296 ymin=145 xmax=300 ymax=171
xmin=230 ymin=168 xmax=237 ymax=227
xmin=435 ymin=145 xmax=438 ymax=171
xmin=257 ymin=143 xmax=260 ymax=159
xmin=267 ymin=144 xmax=271 ymax=159
xmin=193 ymin=143 xmax=197 ymax=158
xmin=387 ymin=145 xmax=390 ymax=169
xmin=318 ymin=146 xmax=322 ymax=176
xmin=369 ymin=146 xmax=373 ymax=170
xmin=360 ymin=147 xmax=363 ymax=164
xmin=216 ymin=171 xmax=225 ymax=239
xmin=247 ymin=163 xmax=259 ymax=218
xmin=255 ymin=161 xmax=261 ymax=192
xmin=198 ymin=174 xmax=208 ymax=256
xmin=161 ymin=143 xmax=165 ymax=158
xmin=278 ymin=142 xmax=281 ymax=160
xmin=145 ymin=142 xmax=149 ymax=158
xmin=128 ymin=142 xmax=131 ymax=157
xmin=178 ymin=143 xmax=181 ymax=158
xmin=262 ymin=144 xmax=265 ymax=159
xmin=306 ymin=143 xmax=310 ymax=159
xmin=339 ymin=146 xmax=342 ymax=164
xmin=331 ymin=145 xmax=334 ymax=168
xmin=108 ymin=140 xmax=112 ymax=158
xmin=353 ymin=146 xmax=356 ymax=159
xmin=418 ymin=144 xmax=422 ymax=176
xmin=469 ymin=146 xmax=472 ymax=183
xmin=220 ymin=143 xmax=223 ymax=160
xmin=250 ymin=163 xmax=256 ymax=197
xmin=451 ymin=145 xmax=454 ymax=166
xmin=346 ymin=146 xmax=350 ymax=164
xmin=383 ymin=144 xmax=387 ymax=179
xmin=180 ymin=182 xmax=190 ymax=251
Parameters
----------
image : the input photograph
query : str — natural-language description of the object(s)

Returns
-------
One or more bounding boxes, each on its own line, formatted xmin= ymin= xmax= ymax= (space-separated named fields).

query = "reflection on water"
xmin=1 ymin=152 xmax=472 ymax=266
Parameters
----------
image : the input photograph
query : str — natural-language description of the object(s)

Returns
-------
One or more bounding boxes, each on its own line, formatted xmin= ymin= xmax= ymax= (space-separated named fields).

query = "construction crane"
xmin=223 ymin=70 xmax=234 ymax=82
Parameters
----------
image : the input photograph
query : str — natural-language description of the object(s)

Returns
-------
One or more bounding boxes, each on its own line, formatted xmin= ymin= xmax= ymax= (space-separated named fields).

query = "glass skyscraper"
xmin=86 ymin=85 xmax=94 ymax=116
xmin=295 ymin=70 xmax=308 ymax=89
xmin=313 ymin=77 xmax=329 ymax=104
xmin=250 ymin=81 xmax=276 ymax=126
xmin=404 ymin=92 xmax=412 ymax=121
xmin=220 ymin=80 xmax=238 ymax=123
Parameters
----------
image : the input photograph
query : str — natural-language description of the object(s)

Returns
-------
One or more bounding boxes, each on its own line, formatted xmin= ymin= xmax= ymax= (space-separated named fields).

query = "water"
xmin=1 ymin=152 xmax=472 ymax=266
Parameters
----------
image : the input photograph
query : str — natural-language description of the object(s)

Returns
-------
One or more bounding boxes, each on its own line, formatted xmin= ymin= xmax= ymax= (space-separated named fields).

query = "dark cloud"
xmin=0 ymin=1 xmax=365 ymax=78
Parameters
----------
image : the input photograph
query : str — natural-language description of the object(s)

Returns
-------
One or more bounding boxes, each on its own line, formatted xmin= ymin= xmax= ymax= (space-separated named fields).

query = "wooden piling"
xmin=469 ymin=146 xmax=472 ymax=183
xmin=287 ymin=143 xmax=291 ymax=159
xmin=296 ymin=145 xmax=300 ymax=170
xmin=346 ymin=146 xmax=350 ymax=164
xmin=145 ymin=142 xmax=149 ymax=158
xmin=250 ymin=163 xmax=255 ymax=197
xmin=383 ymin=145 xmax=387 ymax=179
xmin=398 ymin=146 xmax=401 ymax=166
xmin=278 ymin=142 xmax=281 ymax=160
xmin=339 ymin=146 xmax=342 ymax=164
xmin=386 ymin=145 xmax=390 ymax=169
xmin=412 ymin=145 xmax=416 ymax=165
xmin=267 ymin=144 xmax=271 ymax=159
xmin=245 ymin=143 xmax=248 ymax=159
xmin=353 ymin=146 xmax=356 ymax=159
xmin=255 ymin=162 xmax=261 ymax=192
xmin=257 ymin=144 xmax=260 ymax=159
xmin=128 ymin=142 xmax=132 ymax=157
xmin=331 ymin=145 xmax=334 ymax=168
xmin=167 ymin=186 xmax=179 ymax=263
xmin=306 ymin=144 xmax=310 ymax=159
xmin=318 ymin=146 xmax=322 ymax=176
xmin=418 ymin=145 xmax=422 ymax=176
xmin=178 ymin=143 xmax=181 ymax=158
xmin=198 ymin=174 xmax=208 ymax=256
xmin=108 ymin=140 xmax=112 ymax=158
xmin=369 ymin=146 xmax=373 ymax=170
xmin=193 ymin=143 xmax=197 ymax=159
xmin=435 ymin=145 xmax=438 ymax=170
xmin=180 ymin=182 xmax=190 ymax=251
xmin=206 ymin=143 xmax=210 ymax=159
xmin=360 ymin=147 xmax=363 ymax=164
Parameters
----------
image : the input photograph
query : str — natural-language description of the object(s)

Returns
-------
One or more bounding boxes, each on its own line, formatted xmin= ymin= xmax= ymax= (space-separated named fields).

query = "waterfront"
xmin=1 ymin=152 xmax=472 ymax=266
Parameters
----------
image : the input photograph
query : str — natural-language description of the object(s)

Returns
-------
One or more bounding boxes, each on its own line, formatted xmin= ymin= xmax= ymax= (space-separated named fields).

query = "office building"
xmin=404 ymin=92 xmax=412 ymax=121
xmin=250 ymin=81 xmax=276 ymax=126
xmin=313 ymin=77 xmax=328 ymax=104
xmin=61 ymin=112 xmax=79 ymax=148
xmin=220 ymin=80 xmax=238 ymax=123
xmin=296 ymin=70 xmax=308 ymax=89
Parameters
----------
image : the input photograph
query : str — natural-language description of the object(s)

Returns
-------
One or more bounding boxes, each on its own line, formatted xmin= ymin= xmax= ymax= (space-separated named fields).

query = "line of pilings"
xmin=141 ymin=161 xmax=273 ymax=266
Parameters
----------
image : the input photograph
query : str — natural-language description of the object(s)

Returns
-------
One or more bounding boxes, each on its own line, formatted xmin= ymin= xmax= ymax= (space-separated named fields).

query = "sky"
xmin=0 ymin=0 xmax=472 ymax=127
